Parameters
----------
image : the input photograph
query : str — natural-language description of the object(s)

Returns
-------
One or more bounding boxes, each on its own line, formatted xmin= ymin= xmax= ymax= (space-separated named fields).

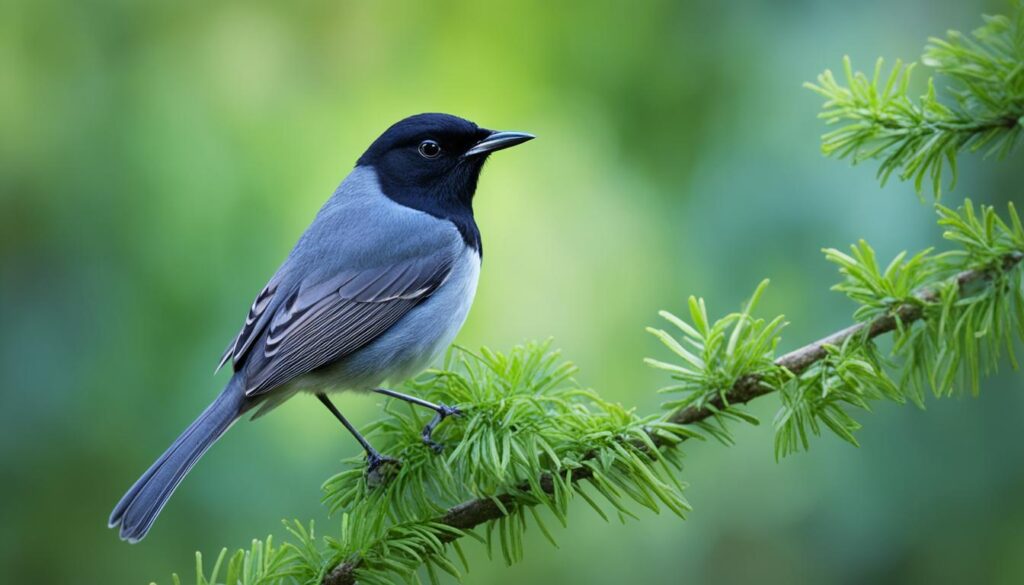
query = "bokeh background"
xmin=2 ymin=0 xmax=1022 ymax=583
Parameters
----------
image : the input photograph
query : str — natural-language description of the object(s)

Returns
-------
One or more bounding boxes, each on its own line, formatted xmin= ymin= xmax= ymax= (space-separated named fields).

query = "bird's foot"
xmin=365 ymin=452 xmax=401 ymax=487
xmin=439 ymin=404 xmax=462 ymax=418
xmin=421 ymin=404 xmax=462 ymax=453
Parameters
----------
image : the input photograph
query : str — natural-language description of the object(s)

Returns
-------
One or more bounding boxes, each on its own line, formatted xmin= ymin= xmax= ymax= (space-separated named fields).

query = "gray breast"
xmin=314 ymin=244 xmax=480 ymax=390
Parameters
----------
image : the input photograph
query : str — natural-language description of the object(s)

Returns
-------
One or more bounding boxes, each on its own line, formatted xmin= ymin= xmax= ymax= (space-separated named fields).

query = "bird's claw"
xmin=420 ymin=403 xmax=462 ymax=453
xmin=438 ymin=404 xmax=462 ymax=418
xmin=423 ymin=439 xmax=446 ymax=454
xmin=365 ymin=453 xmax=400 ymax=487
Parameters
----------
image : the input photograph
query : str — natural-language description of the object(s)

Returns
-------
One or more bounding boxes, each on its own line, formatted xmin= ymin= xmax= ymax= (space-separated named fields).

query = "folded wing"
xmin=220 ymin=247 xmax=455 ymax=397
xmin=246 ymin=251 xmax=454 ymax=395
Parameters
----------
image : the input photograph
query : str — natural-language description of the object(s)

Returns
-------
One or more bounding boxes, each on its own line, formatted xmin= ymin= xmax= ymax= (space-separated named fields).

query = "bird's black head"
xmin=357 ymin=113 xmax=534 ymax=253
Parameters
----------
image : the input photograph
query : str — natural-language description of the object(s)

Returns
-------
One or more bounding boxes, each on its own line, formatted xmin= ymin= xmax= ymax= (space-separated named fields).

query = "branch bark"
xmin=324 ymin=252 xmax=1023 ymax=585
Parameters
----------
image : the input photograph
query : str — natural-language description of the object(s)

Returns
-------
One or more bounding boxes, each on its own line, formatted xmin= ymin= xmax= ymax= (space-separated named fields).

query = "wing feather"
xmin=216 ymin=274 xmax=283 ymax=373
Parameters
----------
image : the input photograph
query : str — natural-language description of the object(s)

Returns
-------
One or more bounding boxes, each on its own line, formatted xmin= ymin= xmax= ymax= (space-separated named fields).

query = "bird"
xmin=108 ymin=113 xmax=534 ymax=543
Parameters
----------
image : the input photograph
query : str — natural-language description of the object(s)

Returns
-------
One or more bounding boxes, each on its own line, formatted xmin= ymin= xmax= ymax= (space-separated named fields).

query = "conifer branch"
xmin=322 ymin=249 xmax=1022 ymax=585
xmin=806 ymin=1 xmax=1024 ymax=196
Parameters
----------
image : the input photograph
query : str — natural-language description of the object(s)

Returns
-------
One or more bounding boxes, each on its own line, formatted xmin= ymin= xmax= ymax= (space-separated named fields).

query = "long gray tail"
xmin=109 ymin=378 xmax=245 ymax=542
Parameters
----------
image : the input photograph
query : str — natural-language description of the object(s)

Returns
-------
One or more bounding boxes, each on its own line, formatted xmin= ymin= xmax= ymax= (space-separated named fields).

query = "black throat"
xmin=370 ymin=163 xmax=483 ymax=256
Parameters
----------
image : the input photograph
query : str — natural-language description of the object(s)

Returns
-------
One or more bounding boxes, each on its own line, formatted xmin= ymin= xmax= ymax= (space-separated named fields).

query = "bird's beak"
xmin=463 ymin=130 xmax=535 ymax=158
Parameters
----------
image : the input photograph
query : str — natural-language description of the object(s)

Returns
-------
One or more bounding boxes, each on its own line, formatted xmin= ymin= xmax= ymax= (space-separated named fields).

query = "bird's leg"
xmin=373 ymin=388 xmax=461 ymax=452
xmin=316 ymin=393 xmax=398 ymax=477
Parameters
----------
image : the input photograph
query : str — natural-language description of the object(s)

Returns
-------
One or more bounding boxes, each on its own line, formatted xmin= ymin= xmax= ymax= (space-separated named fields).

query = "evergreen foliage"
xmin=774 ymin=201 xmax=1023 ymax=456
xmin=315 ymin=342 xmax=691 ymax=584
xmin=645 ymin=278 xmax=785 ymax=444
xmin=805 ymin=0 xmax=1024 ymax=196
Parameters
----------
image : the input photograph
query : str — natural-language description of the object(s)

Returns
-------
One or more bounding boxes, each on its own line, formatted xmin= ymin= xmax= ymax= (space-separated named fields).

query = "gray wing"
xmin=229 ymin=249 xmax=455 ymax=397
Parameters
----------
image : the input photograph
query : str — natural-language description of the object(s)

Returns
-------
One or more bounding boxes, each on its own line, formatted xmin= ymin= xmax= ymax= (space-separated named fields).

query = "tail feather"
xmin=109 ymin=380 xmax=245 ymax=542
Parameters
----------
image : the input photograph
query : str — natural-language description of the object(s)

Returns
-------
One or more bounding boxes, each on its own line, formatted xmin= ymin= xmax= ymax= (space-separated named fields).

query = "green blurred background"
xmin=2 ymin=0 xmax=1023 ymax=583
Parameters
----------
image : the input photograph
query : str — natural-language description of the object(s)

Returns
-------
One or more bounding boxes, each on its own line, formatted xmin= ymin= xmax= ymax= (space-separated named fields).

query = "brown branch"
xmin=324 ymin=252 xmax=1022 ymax=585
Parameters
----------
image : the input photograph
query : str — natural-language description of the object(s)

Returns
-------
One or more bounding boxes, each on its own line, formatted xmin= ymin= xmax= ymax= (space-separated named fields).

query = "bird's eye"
xmin=418 ymin=140 xmax=442 ymax=159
